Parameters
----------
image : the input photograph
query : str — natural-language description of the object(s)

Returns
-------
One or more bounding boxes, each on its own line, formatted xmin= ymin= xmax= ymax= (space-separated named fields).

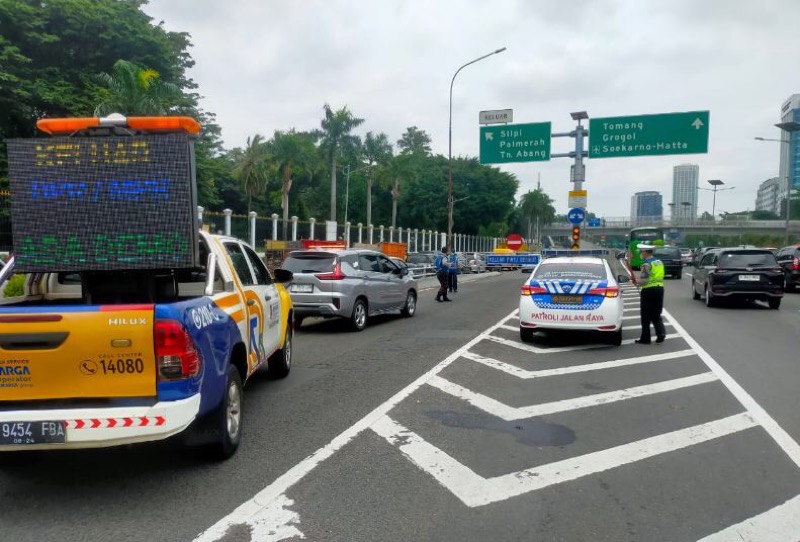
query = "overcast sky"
xmin=144 ymin=0 xmax=800 ymax=218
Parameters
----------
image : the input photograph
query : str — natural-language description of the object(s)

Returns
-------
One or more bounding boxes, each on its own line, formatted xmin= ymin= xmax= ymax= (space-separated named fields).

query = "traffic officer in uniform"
xmin=448 ymin=249 xmax=459 ymax=293
xmin=434 ymin=246 xmax=452 ymax=302
xmin=635 ymin=244 xmax=666 ymax=344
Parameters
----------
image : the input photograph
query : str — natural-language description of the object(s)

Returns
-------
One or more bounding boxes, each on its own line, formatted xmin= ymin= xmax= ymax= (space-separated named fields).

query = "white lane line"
xmin=696 ymin=493 xmax=800 ymax=542
xmin=428 ymin=372 xmax=718 ymax=420
xmin=372 ymin=413 xmax=757 ymax=507
xmin=665 ymin=308 xmax=800 ymax=470
xmin=484 ymin=333 xmax=679 ymax=353
xmin=623 ymin=307 xmax=640 ymax=312
xmin=192 ymin=310 xmax=520 ymax=542
xmin=461 ymin=348 xmax=694 ymax=379
xmin=499 ymin=324 xmax=518 ymax=332
xmin=685 ymin=272 xmax=693 ymax=278
xmin=622 ymin=315 xmax=641 ymax=320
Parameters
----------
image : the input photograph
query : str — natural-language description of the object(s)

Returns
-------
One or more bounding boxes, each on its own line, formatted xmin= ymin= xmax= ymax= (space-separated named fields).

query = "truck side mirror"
xmin=273 ymin=268 xmax=293 ymax=283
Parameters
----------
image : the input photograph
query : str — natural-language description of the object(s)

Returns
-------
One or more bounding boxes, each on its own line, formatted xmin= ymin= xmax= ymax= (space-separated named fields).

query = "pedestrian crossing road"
xmin=195 ymin=284 xmax=800 ymax=542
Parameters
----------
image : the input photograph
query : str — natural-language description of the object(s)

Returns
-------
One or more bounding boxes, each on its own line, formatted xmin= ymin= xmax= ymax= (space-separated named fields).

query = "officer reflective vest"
xmin=640 ymin=257 xmax=665 ymax=288
xmin=448 ymin=253 xmax=458 ymax=274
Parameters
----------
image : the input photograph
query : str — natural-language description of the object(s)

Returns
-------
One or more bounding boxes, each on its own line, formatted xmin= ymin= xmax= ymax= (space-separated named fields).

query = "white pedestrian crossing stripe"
xmin=427 ymin=372 xmax=718 ymax=420
xmin=461 ymin=348 xmax=695 ymax=379
xmin=371 ymin=413 xmax=757 ymax=507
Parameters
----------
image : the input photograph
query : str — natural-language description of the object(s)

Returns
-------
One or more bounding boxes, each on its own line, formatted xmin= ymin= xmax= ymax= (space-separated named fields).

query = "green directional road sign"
xmin=480 ymin=122 xmax=551 ymax=164
xmin=589 ymin=111 xmax=709 ymax=159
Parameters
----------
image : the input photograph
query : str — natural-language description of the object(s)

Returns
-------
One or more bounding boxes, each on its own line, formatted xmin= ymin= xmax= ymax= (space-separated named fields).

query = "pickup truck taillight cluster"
xmin=155 ymin=320 xmax=201 ymax=380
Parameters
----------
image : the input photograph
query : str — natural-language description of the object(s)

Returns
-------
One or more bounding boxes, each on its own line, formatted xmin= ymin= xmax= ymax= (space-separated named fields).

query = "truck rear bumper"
xmin=0 ymin=394 xmax=200 ymax=451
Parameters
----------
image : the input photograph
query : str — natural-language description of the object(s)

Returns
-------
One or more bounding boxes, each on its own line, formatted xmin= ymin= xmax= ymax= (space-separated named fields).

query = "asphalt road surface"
xmin=2 ymin=267 xmax=799 ymax=541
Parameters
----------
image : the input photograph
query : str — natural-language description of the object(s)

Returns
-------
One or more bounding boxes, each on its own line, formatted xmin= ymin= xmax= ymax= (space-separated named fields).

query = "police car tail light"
xmin=794 ymin=257 xmax=799 ymax=271
xmin=155 ymin=320 xmax=201 ymax=380
xmin=316 ymin=262 xmax=345 ymax=280
xmin=588 ymin=286 xmax=619 ymax=298
xmin=521 ymin=285 xmax=546 ymax=295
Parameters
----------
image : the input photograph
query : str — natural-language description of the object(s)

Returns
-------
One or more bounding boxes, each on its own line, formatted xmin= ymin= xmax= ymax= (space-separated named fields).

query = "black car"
xmin=691 ymin=248 xmax=784 ymax=309
xmin=775 ymin=244 xmax=800 ymax=292
xmin=653 ymin=246 xmax=683 ymax=279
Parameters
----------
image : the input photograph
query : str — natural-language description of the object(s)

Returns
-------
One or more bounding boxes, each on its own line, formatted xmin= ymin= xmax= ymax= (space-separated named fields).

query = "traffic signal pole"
xmin=552 ymin=114 xmax=589 ymax=249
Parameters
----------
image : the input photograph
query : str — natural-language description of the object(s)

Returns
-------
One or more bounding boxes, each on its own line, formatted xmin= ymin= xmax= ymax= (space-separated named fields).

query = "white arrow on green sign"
xmin=589 ymin=111 xmax=709 ymax=159
xmin=479 ymin=122 xmax=551 ymax=164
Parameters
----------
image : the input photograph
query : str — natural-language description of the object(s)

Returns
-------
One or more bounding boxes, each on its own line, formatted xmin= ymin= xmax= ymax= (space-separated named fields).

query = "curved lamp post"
xmin=448 ymin=47 xmax=506 ymax=249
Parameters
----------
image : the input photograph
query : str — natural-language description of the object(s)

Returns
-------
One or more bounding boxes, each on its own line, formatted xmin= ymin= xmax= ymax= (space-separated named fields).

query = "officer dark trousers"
xmin=639 ymin=286 xmax=666 ymax=343
xmin=436 ymin=271 xmax=451 ymax=301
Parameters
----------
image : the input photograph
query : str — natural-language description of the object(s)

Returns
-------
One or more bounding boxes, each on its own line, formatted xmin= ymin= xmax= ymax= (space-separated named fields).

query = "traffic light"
xmin=571 ymin=226 xmax=581 ymax=249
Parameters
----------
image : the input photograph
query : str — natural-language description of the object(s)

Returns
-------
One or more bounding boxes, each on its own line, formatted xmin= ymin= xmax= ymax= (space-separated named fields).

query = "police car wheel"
xmin=519 ymin=327 xmax=534 ymax=343
xmin=267 ymin=325 xmax=292 ymax=379
xmin=607 ymin=330 xmax=622 ymax=346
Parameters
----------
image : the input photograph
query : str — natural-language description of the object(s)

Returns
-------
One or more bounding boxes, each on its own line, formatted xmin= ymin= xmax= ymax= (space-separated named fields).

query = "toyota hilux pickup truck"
xmin=0 ymin=115 xmax=293 ymax=459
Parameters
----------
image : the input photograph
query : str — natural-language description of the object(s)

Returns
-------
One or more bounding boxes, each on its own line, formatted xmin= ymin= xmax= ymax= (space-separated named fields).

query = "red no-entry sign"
xmin=506 ymin=233 xmax=523 ymax=250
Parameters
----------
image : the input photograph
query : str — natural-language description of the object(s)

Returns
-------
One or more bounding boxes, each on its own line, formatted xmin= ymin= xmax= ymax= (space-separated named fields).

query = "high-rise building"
xmin=755 ymin=177 xmax=781 ymax=215
xmin=778 ymin=94 xmax=800 ymax=207
xmin=672 ymin=164 xmax=699 ymax=219
xmin=630 ymin=191 xmax=663 ymax=223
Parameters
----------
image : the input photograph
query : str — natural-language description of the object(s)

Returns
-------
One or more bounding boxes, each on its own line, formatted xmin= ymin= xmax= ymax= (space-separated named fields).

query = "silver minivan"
xmin=280 ymin=249 xmax=418 ymax=331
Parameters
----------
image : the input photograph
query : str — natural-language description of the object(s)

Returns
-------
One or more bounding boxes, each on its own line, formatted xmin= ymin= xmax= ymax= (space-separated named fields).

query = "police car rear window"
xmin=533 ymin=263 xmax=605 ymax=280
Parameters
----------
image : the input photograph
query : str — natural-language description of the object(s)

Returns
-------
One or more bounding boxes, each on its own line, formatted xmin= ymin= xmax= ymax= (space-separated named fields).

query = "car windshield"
xmin=718 ymin=251 xmax=777 ymax=268
xmin=654 ymin=248 xmax=680 ymax=258
xmin=534 ymin=262 xmax=606 ymax=280
xmin=282 ymin=255 xmax=336 ymax=273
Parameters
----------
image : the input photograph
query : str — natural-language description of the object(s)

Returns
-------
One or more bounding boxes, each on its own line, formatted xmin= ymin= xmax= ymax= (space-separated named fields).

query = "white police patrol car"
xmin=519 ymin=255 xmax=629 ymax=346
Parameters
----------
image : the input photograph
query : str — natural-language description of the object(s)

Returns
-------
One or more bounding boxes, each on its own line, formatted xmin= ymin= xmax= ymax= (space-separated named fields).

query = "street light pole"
xmin=756 ymin=121 xmax=800 ymax=246
xmin=699 ymin=179 xmax=734 ymax=237
xmin=342 ymin=163 xmax=372 ymax=226
xmin=448 ymin=47 xmax=506 ymax=250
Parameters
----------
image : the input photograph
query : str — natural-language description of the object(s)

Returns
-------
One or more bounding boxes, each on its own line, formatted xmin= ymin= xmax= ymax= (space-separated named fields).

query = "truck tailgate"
xmin=0 ymin=305 xmax=157 ymax=401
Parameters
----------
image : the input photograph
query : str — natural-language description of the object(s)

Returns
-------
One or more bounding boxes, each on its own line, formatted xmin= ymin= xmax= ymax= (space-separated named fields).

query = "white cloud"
xmin=143 ymin=0 xmax=800 ymax=217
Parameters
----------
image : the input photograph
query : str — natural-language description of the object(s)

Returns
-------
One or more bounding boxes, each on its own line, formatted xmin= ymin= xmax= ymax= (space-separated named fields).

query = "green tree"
xmin=93 ymin=59 xmax=184 ymax=115
xmin=751 ymin=210 xmax=780 ymax=220
xmin=267 ymin=130 xmax=318 ymax=239
xmin=233 ymin=135 xmax=270 ymax=213
xmin=397 ymin=126 xmax=432 ymax=156
xmin=317 ymin=104 xmax=364 ymax=222
xmin=0 ymin=0 xmax=197 ymax=183
xmin=518 ymin=186 xmax=556 ymax=241
xmin=362 ymin=131 xmax=393 ymax=227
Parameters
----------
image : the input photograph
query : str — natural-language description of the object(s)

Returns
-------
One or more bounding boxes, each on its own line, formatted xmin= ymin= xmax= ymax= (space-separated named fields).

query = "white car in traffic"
xmin=519 ymin=256 xmax=629 ymax=346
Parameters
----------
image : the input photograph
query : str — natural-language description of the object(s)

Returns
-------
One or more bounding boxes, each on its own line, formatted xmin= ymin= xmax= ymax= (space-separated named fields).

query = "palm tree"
xmin=94 ymin=59 xmax=184 ymax=116
xmin=233 ymin=135 xmax=270 ymax=213
xmin=385 ymin=153 xmax=414 ymax=229
xmin=519 ymin=184 xmax=556 ymax=244
xmin=317 ymin=104 xmax=364 ymax=222
xmin=268 ymin=130 xmax=317 ymax=239
xmin=397 ymin=126 xmax=432 ymax=156
xmin=362 ymin=131 xmax=393 ymax=228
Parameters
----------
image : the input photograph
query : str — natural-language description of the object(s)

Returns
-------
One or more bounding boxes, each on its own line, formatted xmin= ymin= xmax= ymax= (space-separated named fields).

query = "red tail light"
xmin=588 ymin=286 xmax=620 ymax=298
xmin=521 ymin=284 xmax=547 ymax=295
xmin=315 ymin=262 xmax=346 ymax=280
xmin=793 ymin=257 xmax=799 ymax=271
xmin=155 ymin=320 xmax=201 ymax=380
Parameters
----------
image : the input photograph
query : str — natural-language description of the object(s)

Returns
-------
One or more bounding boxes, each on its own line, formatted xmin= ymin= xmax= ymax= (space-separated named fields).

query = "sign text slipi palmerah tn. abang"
xmin=7 ymin=134 xmax=198 ymax=272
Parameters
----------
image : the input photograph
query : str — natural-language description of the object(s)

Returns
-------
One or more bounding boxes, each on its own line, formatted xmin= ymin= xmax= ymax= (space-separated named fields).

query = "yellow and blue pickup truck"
xmin=0 ymin=115 xmax=293 ymax=459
